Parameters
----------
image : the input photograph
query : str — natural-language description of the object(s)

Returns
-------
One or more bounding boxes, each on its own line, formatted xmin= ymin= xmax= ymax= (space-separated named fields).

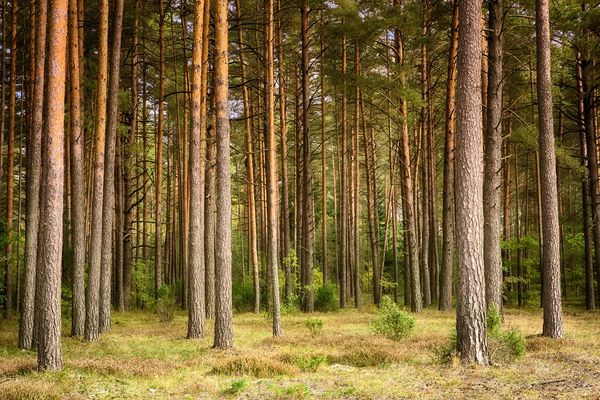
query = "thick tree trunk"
xmin=213 ymin=0 xmax=233 ymax=349
xmin=536 ymin=0 xmax=563 ymax=339
xmin=36 ymin=0 xmax=67 ymax=370
xmin=455 ymin=0 xmax=488 ymax=364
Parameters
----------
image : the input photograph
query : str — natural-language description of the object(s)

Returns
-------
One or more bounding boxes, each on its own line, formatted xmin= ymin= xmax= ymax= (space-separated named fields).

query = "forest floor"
xmin=1 ymin=306 xmax=599 ymax=399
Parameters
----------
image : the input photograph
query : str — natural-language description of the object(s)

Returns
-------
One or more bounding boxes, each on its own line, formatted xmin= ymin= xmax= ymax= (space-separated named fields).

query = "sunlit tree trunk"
xmin=36 ymin=0 xmax=67 ymax=370
xmin=213 ymin=0 xmax=233 ymax=349
xmin=455 ymin=0 xmax=488 ymax=364
xmin=536 ymin=0 xmax=563 ymax=339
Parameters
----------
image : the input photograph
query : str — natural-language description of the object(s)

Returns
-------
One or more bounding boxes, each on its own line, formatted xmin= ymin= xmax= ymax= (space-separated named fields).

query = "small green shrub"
xmin=155 ymin=284 xmax=176 ymax=324
xmin=305 ymin=318 xmax=324 ymax=337
xmin=371 ymin=296 xmax=415 ymax=340
xmin=223 ymin=379 xmax=248 ymax=395
xmin=434 ymin=331 xmax=458 ymax=364
xmin=314 ymin=284 xmax=339 ymax=312
xmin=487 ymin=306 xmax=502 ymax=336
xmin=291 ymin=354 xmax=327 ymax=372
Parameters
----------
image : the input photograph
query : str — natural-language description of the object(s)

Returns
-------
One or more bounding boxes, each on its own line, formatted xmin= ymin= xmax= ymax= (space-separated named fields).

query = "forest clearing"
xmin=1 ymin=307 xmax=599 ymax=399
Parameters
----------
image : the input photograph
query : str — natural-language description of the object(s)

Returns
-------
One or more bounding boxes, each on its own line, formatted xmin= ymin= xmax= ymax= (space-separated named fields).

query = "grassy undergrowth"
xmin=0 ymin=306 xmax=599 ymax=399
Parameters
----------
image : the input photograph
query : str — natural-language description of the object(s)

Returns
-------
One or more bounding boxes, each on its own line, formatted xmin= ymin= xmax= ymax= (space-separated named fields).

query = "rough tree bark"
xmin=85 ymin=0 xmax=109 ymax=342
xmin=536 ymin=0 xmax=563 ymax=339
xmin=455 ymin=0 xmax=488 ymax=364
xmin=187 ymin=0 xmax=206 ymax=339
xmin=213 ymin=0 xmax=234 ymax=349
xmin=20 ymin=0 xmax=47 ymax=349
xmin=36 ymin=0 xmax=67 ymax=370
xmin=439 ymin=0 xmax=458 ymax=312
xmin=483 ymin=0 xmax=504 ymax=312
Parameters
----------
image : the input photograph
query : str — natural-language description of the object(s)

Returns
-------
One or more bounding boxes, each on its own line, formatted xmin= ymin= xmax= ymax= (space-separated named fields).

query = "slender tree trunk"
xmin=576 ymin=51 xmax=595 ymax=310
xmin=204 ymin=123 xmax=216 ymax=319
xmin=536 ymin=0 xmax=563 ymax=339
xmin=439 ymin=0 xmax=458 ymax=311
xmin=69 ymin=0 xmax=85 ymax=335
xmin=4 ymin=0 xmax=17 ymax=319
xmin=155 ymin=0 xmax=165 ymax=297
xmin=84 ymin=0 xmax=109 ymax=342
xmin=339 ymin=29 xmax=347 ymax=309
xmin=235 ymin=0 xmax=260 ymax=314
xmin=99 ymin=0 xmax=124 ymax=331
xmin=277 ymin=0 xmax=291 ymax=301
xmin=483 ymin=0 xmax=504 ymax=312
xmin=20 ymin=0 xmax=47 ymax=349
xmin=213 ymin=0 xmax=233 ymax=349
xmin=187 ymin=0 xmax=207 ymax=339
xmin=300 ymin=0 xmax=314 ymax=313
xmin=455 ymin=0 xmax=488 ymax=364
xmin=36 ymin=0 xmax=67 ymax=370
xmin=265 ymin=0 xmax=282 ymax=336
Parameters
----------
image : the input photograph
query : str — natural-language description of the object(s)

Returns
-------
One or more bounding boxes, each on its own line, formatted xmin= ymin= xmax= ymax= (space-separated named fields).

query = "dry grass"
xmin=0 ymin=307 xmax=599 ymax=399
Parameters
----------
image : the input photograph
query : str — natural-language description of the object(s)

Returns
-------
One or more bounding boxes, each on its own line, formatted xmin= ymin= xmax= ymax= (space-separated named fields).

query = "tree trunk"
xmin=68 ymin=0 xmax=85 ymax=335
xmin=213 ymin=0 xmax=233 ymax=349
xmin=576 ymin=51 xmax=595 ymax=310
xmin=187 ymin=0 xmax=207 ymax=339
xmin=439 ymin=0 xmax=458 ymax=311
xmin=300 ymin=0 xmax=314 ymax=313
xmin=36 ymin=0 xmax=67 ymax=369
xmin=339 ymin=29 xmax=347 ymax=309
xmin=277 ymin=0 xmax=291 ymax=301
xmin=536 ymin=0 xmax=563 ymax=339
xmin=20 ymin=0 xmax=47 ymax=349
xmin=483 ymin=0 xmax=504 ymax=312
xmin=155 ymin=0 xmax=165 ymax=297
xmin=265 ymin=0 xmax=282 ymax=336
xmin=4 ymin=0 xmax=17 ymax=319
xmin=455 ymin=0 xmax=488 ymax=364
xmin=84 ymin=0 xmax=109 ymax=342
xmin=204 ymin=123 xmax=216 ymax=319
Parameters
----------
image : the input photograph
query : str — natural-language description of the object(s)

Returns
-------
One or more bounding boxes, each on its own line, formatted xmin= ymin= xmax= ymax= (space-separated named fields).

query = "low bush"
xmin=314 ymin=284 xmax=339 ymax=312
xmin=371 ymin=296 xmax=415 ymax=340
xmin=155 ymin=284 xmax=176 ymax=324
xmin=305 ymin=318 xmax=324 ymax=337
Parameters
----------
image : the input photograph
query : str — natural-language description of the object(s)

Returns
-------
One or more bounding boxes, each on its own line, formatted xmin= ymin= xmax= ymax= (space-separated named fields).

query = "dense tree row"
xmin=0 ymin=0 xmax=598 ymax=370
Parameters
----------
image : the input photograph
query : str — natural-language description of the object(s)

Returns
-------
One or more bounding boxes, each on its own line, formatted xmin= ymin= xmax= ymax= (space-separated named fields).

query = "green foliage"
xmin=155 ymin=284 xmax=176 ymax=325
xmin=223 ymin=379 xmax=248 ymax=395
xmin=132 ymin=261 xmax=153 ymax=308
xmin=289 ymin=354 xmax=328 ymax=372
xmin=487 ymin=306 xmax=503 ymax=336
xmin=314 ymin=284 xmax=339 ymax=312
xmin=305 ymin=317 xmax=324 ymax=337
xmin=434 ymin=331 xmax=458 ymax=364
xmin=233 ymin=281 xmax=256 ymax=312
xmin=371 ymin=296 xmax=415 ymax=340
xmin=61 ymin=287 xmax=73 ymax=319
